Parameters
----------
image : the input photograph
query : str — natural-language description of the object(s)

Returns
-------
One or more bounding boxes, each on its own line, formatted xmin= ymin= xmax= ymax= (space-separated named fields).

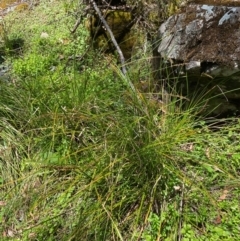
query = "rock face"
xmin=0 ymin=0 xmax=29 ymax=17
xmin=158 ymin=2 xmax=240 ymax=116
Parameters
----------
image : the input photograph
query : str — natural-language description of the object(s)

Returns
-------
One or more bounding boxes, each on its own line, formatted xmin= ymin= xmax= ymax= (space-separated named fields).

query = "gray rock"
xmin=0 ymin=64 xmax=11 ymax=83
xmin=157 ymin=3 xmax=240 ymax=116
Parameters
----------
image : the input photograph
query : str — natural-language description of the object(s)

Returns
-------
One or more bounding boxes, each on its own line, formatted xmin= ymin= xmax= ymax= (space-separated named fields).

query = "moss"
xmin=15 ymin=3 xmax=29 ymax=12
xmin=87 ymin=10 xmax=135 ymax=60
xmin=0 ymin=0 xmax=17 ymax=9
xmin=104 ymin=10 xmax=132 ymax=36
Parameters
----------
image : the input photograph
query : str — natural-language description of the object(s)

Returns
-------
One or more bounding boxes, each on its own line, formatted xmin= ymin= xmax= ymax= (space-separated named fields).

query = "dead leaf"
xmin=58 ymin=38 xmax=70 ymax=45
xmin=180 ymin=143 xmax=194 ymax=152
xmin=28 ymin=232 xmax=36 ymax=239
xmin=213 ymin=214 xmax=222 ymax=224
xmin=218 ymin=189 xmax=229 ymax=201
xmin=0 ymin=201 xmax=6 ymax=206
xmin=7 ymin=228 xmax=14 ymax=237
xmin=205 ymin=147 xmax=210 ymax=159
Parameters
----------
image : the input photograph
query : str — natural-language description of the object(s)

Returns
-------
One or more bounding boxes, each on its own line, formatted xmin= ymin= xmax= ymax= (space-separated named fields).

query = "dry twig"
xmin=89 ymin=0 xmax=127 ymax=75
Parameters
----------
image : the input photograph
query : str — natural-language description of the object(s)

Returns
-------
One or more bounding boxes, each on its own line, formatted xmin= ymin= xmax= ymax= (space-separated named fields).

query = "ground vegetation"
xmin=0 ymin=0 xmax=239 ymax=240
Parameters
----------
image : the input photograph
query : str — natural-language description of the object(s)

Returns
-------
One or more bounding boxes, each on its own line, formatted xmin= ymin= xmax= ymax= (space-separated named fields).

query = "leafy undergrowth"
xmin=0 ymin=0 xmax=240 ymax=240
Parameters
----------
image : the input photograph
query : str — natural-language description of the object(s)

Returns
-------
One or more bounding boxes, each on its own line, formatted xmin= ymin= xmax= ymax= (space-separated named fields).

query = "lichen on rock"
xmin=157 ymin=1 xmax=240 ymax=116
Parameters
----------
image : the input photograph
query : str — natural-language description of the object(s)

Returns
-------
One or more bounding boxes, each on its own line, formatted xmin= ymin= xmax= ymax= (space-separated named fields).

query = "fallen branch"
xmin=71 ymin=5 xmax=91 ymax=34
xmin=89 ymin=0 xmax=127 ymax=75
xmin=71 ymin=17 xmax=84 ymax=34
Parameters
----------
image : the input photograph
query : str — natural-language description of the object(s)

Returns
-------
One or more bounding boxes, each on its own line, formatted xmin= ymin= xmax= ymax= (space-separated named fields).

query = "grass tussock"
xmin=0 ymin=1 xmax=240 ymax=241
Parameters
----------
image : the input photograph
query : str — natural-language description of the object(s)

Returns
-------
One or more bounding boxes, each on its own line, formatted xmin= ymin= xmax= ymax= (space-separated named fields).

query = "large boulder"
xmin=158 ymin=2 xmax=240 ymax=116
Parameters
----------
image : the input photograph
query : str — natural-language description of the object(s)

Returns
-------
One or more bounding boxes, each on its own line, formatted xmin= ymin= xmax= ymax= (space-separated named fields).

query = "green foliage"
xmin=0 ymin=0 xmax=240 ymax=241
